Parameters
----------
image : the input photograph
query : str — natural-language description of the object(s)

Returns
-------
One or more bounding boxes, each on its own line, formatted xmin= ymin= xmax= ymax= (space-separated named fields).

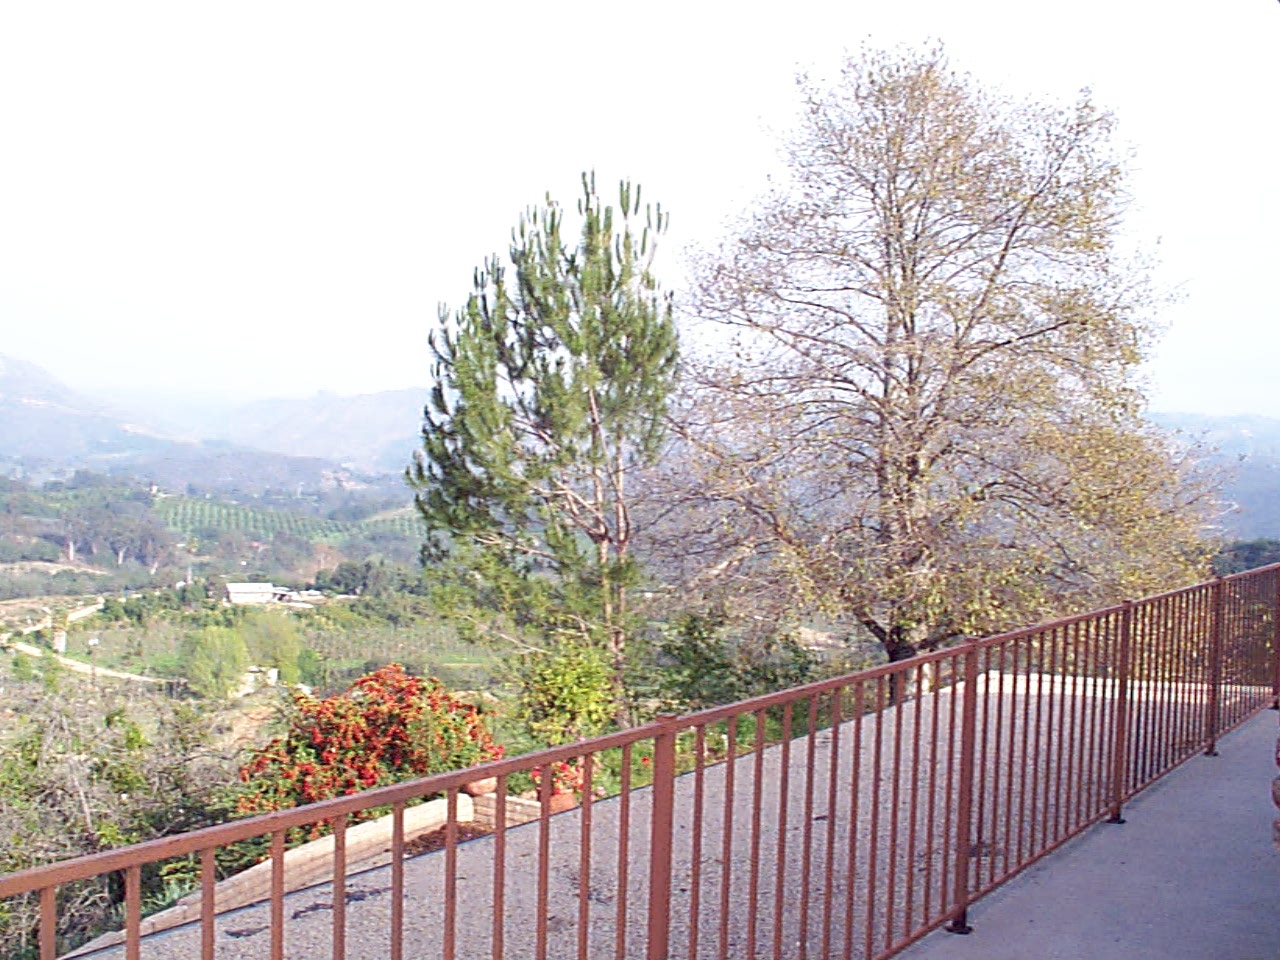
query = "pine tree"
xmin=410 ymin=174 xmax=677 ymax=734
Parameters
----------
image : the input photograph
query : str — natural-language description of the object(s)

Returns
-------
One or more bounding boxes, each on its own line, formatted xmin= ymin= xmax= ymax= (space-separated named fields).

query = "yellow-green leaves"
xmin=661 ymin=45 xmax=1210 ymax=660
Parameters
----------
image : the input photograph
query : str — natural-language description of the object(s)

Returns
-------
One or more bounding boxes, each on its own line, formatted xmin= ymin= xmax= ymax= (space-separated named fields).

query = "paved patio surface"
xmin=897 ymin=710 xmax=1280 ymax=960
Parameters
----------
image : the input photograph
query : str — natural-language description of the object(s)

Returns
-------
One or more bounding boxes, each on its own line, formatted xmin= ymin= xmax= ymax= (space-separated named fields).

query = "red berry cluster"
xmin=235 ymin=664 xmax=502 ymax=823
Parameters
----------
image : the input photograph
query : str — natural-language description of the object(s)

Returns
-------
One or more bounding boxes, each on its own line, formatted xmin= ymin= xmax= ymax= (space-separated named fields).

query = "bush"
xmin=655 ymin=613 xmax=819 ymax=710
xmin=513 ymin=644 xmax=615 ymax=745
xmin=180 ymin=627 xmax=249 ymax=699
xmin=234 ymin=664 xmax=502 ymax=820
xmin=240 ymin=610 xmax=302 ymax=684
xmin=0 ymin=691 xmax=229 ymax=958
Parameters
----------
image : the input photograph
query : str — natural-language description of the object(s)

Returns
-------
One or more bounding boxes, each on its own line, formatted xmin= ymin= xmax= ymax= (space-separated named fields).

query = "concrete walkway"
xmin=897 ymin=710 xmax=1280 ymax=960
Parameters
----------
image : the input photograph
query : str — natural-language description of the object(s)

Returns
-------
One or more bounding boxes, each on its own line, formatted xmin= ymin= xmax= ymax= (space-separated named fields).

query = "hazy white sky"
xmin=1 ymin=1 xmax=1276 ymax=414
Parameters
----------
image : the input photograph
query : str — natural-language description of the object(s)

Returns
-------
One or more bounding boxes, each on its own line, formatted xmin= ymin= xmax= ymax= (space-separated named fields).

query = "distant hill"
xmin=0 ymin=354 xmax=373 ymax=495
xmin=9 ymin=352 xmax=1280 ymax=541
xmin=209 ymin=400 xmax=1280 ymax=539
xmin=1150 ymin=412 xmax=1280 ymax=539
xmin=0 ymin=354 xmax=187 ymax=463
xmin=207 ymin=388 xmax=429 ymax=475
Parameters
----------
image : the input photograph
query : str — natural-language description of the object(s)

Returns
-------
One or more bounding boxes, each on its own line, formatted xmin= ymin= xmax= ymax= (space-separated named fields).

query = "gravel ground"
xmin=68 ymin=674 xmax=1268 ymax=960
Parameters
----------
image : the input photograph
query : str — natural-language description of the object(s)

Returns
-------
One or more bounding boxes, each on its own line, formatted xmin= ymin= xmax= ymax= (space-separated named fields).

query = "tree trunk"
xmin=884 ymin=625 xmax=919 ymax=704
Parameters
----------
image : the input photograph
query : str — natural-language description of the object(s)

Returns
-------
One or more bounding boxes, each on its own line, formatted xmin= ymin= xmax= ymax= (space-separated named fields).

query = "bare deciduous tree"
xmin=654 ymin=46 xmax=1213 ymax=661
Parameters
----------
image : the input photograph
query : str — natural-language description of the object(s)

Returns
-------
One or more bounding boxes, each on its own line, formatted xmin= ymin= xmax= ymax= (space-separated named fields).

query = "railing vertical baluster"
xmin=271 ymin=829 xmax=286 ymax=960
xmin=1107 ymin=602 xmax=1134 ymax=823
xmin=1083 ymin=618 xmax=1103 ymax=820
xmin=1180 ymin=589 xmax=1197 ymax=759
xmin=923 ymin=669 xmax=942 ymax=920
xmin=771 ymin=703 xmax=792 ymax=960
xmin=200 ymin=846 xmax=216 ymax=960
xmin=884 ymin=665 xmax=906 ymax=950
xmin=647 ymin=715 xmax=679 ymax=960
xmin=40 ymin=884 xmax=56 ymax=960
xmin=942 ymin=658 xmax=960 ymax=908
xmin=444 ymin=787 xmax=459 ymax=960
xmin=1065 ymin=623 xmax=1083 ymax=834
xmin=1014 ymin=643 xmax=1033 ymax=867
xmin=493 ymin=774 xmax=507 ymax=960
xmin=717 ymin=722 xmax=734 ymax=960
xmin=821 ymin=690 xmax=843 ymax=960
xmin=1205 ymin=578 xmax=1226 ymax=756
xmin=1028 ymin=639 xmax=1046 ymax=855
xmin=862 ymin=679 xmax=881 ymax=960
xmin=904 ymin=663 xmax=924 ymax=933
xmin=126 ymin=864 xmax=141 ymax=960
xmin=842 ymin=681 xmax=865 ymax=960
xmin=688 ymin=726 xmax=706 ymax=960
xmin=332 ymin=815 xmax=346 ymax=960
xmin=945 ymin=642 xmax=980 ymax=934
xmin=616 ymin=743 xmax=632 ymax=960
xmin=980 ymin=649 xmax=1000 ymax=892
xmin=391 ymin=803 xmax=404 ymax=960
xmin=798 ymin=697 xmax=818 ymax=960
xmin=1050 ymin=628 xmax=1067 ymax=844
xmin=1001 ymin=645 xmax=1020 ymax=877
xmin=536 ymin=769 xmax=551 ymax=960
xmin=1157 ymin=599 xmax=1176 ymax=773
xmin=746 ymin=710 xmax=765 ymax=960
xmin=578 ymin=755 xmax=594 ymax=960
xmin=1128 ymin=608 xmax=1146 ymax=789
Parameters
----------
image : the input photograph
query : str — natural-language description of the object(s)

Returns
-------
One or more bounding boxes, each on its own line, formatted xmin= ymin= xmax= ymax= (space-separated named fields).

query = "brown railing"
xmin=3 ymin=567 xmax=1278 ymax=960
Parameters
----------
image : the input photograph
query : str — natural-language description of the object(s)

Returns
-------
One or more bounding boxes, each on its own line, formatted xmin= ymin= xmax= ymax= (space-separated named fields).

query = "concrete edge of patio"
xmin=896 ymin=709 xmax=1280 ymax=960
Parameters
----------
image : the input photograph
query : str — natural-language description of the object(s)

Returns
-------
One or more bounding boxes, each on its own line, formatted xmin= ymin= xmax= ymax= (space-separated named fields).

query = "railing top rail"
xmin=681 ymin=563 xmax=1280 ymax=722
xmin=1221 ymin=561 xmax=1280 ymax=585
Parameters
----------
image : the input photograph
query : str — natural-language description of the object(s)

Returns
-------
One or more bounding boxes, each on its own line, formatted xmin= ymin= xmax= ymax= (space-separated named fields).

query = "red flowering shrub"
xmin=531 ymin=758 xmax=585 ymax=796
xmin=235 ymin=664 xmax=502 ymax=819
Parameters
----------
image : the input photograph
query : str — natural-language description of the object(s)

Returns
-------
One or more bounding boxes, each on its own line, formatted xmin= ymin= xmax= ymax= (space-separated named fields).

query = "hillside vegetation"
xmin=0 ymin=473 xmax=424 ymax=597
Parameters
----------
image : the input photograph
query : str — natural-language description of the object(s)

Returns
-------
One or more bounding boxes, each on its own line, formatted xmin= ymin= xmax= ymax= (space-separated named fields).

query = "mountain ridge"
xmin=7 ymin=354 xmax=1280 ymax=537
xmin=0 ymin=354 xmax=373 ymax=495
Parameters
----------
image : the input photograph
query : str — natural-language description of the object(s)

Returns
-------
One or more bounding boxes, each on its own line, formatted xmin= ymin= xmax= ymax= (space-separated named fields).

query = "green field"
xmin=153 ymin=498 xmax=427 ymax=544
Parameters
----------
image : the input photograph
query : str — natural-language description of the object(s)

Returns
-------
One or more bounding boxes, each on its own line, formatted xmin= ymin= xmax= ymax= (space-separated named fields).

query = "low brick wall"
xmin=472 ymin=792 xmax=555 ymax=828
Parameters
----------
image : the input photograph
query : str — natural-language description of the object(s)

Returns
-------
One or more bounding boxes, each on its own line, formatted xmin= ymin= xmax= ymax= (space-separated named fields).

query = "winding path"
xmin=1 ymin=600 xmax=177 ymax=685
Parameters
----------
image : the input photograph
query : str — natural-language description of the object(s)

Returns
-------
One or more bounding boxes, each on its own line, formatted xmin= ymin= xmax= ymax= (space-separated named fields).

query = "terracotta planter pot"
xmin=547 ymin=791 xmax=577 ymax=814
xmin=463 ymin=777 xmax=498 ymax=797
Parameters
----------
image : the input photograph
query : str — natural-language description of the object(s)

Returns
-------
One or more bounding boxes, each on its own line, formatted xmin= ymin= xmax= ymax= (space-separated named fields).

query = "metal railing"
xmin=3 ymin=566 xmax=1278 ymax=960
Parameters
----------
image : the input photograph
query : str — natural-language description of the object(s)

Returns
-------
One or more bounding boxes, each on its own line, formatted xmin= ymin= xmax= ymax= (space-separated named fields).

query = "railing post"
xmin=1205 ymin=578 xmax=1226 ymax=756
xmin=1107 ymin=601 xmax=1134 ymax=824
xmin=647 ymin=714 xmax=679 ymax=960
xmin=1271 ymin=568 xmax=1280 ymax=711
xmin=945 ymin=643 xmax=980 ymax=935
xmin=1273 ymin=724 xmax=1280 ymax=852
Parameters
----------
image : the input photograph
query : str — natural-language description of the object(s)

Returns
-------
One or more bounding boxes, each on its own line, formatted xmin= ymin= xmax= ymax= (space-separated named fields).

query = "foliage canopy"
xmin=656 ymin=46 xmax=1211 ymax=660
